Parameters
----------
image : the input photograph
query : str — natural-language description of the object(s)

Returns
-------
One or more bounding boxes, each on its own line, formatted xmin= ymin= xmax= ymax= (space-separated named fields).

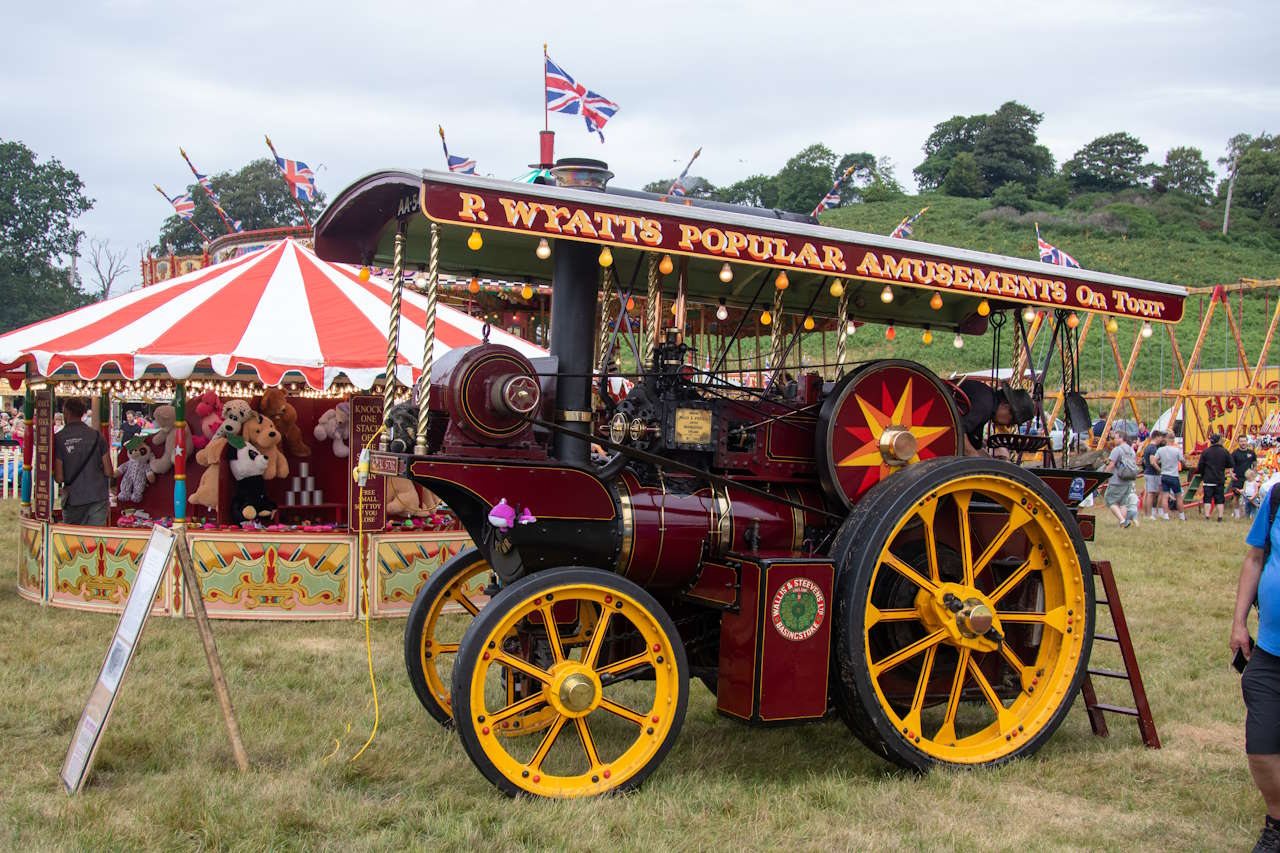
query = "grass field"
xmin=0 ymin=497 xmax=1267 ymax=852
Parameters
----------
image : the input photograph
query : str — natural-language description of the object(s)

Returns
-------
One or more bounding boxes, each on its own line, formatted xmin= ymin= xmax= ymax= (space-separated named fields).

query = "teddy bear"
xmin=220 ymin=399 xmax=253 ymax=439
xmin=313 ymin=401 xmax=351 ymax=458
xmin=226 ymin=436 xmax=276 ymax=522
xmin=188 ymin=436 xmax=227 ymax=510
xmin=148 ymin=404 xmax=193 ymax=476
xmin=257 ymin=389 xmax=310 ymax=458
xmin=190 ymin=390 xmax=223 ymax=451
xmin=242 ymin=413 xmax=288 ymax=480
xmin=115 ymin=437 xmax=154 ymax=503
xmin=386 ymin=477 xmax=437 ymax=516
xmin=385 ymin=401 xmax=419 ymax=453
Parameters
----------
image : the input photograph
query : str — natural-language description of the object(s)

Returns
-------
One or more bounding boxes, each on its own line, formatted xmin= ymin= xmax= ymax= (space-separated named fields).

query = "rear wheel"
xmin=451 ymin=567 xmax=689 ymax=798
xmin=831 ymin=456 xmax=1094 ymax=770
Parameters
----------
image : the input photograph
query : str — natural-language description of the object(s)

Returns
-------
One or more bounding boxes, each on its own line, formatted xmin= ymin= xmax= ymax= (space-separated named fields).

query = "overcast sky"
xmin=4 ymin=0 xmax=1277 ymax=281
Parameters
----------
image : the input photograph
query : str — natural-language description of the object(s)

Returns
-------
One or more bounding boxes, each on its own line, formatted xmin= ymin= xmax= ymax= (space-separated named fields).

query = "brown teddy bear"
xmin=242 ymin=413 xmax=288 ymax=480
xmin=257 ymin=389 xmax=310 ymax=458
xmin=188 ymin=437 xmax=227 ymax=510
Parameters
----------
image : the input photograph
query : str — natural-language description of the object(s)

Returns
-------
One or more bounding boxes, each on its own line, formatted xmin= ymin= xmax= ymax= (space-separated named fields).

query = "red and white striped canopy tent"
xmin=0 ymin=239 xmax=545 ymax=389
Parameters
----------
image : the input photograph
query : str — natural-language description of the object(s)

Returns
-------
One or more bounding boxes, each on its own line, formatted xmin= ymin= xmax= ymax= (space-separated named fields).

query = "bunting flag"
xmin=668 ymin=147 xmax=703 ymax=197
xmin=810 ymin=165 xmax=856 ymax=217
xmin=437 ymin=126 xmax=477 ymax=174
xmin=544 ymin=52 xmax=619 ymax=142
xmin=890 ymin=206 xmax=929 ymax=239
xmin=1036 ymin=223 xmax=1081 ymax=268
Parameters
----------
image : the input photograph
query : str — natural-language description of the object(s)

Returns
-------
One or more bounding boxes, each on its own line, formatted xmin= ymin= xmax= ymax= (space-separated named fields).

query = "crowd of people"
xmin=1101 ymin=430 xmax=1272 ymax=528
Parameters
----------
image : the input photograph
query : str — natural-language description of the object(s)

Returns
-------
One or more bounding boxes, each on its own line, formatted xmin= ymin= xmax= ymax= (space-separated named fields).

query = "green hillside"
xmin=775 ymin=191 xmax=1280 ymax=422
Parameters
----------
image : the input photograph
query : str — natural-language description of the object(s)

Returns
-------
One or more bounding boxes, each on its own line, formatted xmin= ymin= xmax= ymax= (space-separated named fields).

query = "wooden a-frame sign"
xmin=61 ymin=526 xmax=248 ymax=794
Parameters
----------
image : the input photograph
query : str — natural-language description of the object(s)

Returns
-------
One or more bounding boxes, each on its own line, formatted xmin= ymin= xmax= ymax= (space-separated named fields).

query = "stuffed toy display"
xmin=220 ymin=399 xmax=254 ymax=438
xmin=258 ymin=389 xmax=310 ymax=458
xmin=226 ymin=436 xmax=276 ymax=522
xmin=191 ymin=390 xmax=224 ymax=450
xmin=385 ymin=402 xmax=419 ymax=453
xmin=313 ymin=402 xmax=351 ymax=458
xmin=243 ymin=413 xmax=289 ymax=479
xmin=115 ymin=437 xmax=155 ymax=503
xmin=148 ymin=404 xmax=192 ymax=476
xmin=386 ymin=476 xmax=437 ymax=517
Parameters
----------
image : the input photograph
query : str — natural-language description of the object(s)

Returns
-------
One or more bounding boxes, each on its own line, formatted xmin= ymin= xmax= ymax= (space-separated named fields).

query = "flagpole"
xmin=264 ymin=134 xmax=312 ymax=228
xmin=154 ymin=185 xmax=212 ymax=244
xmin=438 ymin=126 xmax=451 ymax=170
xmin=810 ymin=165 xmax=856 ymax=218
xmin=543 ymin=43 xmax=549 ymax=132
xmin=179 ymin=147 xmax=234 ymax=234
xmin=667 ymin=146 xmax=703 ymax=197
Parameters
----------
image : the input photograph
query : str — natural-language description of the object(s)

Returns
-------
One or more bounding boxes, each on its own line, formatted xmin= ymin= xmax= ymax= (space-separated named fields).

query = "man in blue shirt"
xmin=1234 ymin=485 xmax=1280 ymax=851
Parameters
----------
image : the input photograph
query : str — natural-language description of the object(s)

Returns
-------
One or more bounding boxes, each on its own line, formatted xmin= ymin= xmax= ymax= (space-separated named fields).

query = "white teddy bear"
xmin=313 ymin=401 xmax=351 ymax=458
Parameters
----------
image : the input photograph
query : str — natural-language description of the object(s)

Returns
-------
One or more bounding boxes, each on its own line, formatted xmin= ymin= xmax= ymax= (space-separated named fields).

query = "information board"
xmin=348 ymin=395 xmax=385 ymax=533
xmin=61 ymin=525 xmax=177 ymax=794
xmin=32 ymin=388 xmax=52 ymax=520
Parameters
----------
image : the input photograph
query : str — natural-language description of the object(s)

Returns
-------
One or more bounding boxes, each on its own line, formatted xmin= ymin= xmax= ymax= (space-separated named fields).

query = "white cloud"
xmin=3 ymin=0 xmax=1276 ymax=269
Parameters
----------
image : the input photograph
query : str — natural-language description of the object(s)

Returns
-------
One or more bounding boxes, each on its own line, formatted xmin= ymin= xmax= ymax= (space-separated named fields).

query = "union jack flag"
xmin=169 ymin=193 xmax=195 ymax=220
xmin=810 ymin=166 xmax=856 ymax=217
xmin=545 ymin=56 xmax=619 ymax=142
xmin=447 ymin=153 xmax=477 ymax=174
xmin=194 ymin=171 xmax=212 ymax=193
xmin=1036 ymin=224 xmax=1080 ymax=268
xmin=275 ymin=156 xmax=317 ymax=202
xmin=890 ymin=206 xmax=929 ymax=239
xmin=668 ymin=147 xmax=702 ymax=198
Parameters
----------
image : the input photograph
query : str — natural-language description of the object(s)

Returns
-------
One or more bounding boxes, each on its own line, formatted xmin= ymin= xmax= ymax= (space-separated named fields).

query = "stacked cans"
xmin=283 ymin=462 xmax=324 ymax=506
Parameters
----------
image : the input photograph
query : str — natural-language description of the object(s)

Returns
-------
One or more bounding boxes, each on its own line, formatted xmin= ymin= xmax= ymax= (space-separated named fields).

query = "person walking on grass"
xmin=1156 ymin=436 xmax=1187 ymax=521
xmin=1232 ymin=480 xmax=1280 ymax=852
xmin=1142 ymin=430 xmax=1166 ymax=519
xmin=1103 ymin=431 xmax=1140 ymax=528
xmin=1200 ymin=434 xmax=1234 ymax=522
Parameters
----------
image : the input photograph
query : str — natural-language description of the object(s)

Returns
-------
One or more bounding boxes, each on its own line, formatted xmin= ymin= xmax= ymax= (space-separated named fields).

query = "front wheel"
xmin=831 ymin=456 xmax=1094 ymax=771
xmin=451 ymin=567 xmax=689 ymax=798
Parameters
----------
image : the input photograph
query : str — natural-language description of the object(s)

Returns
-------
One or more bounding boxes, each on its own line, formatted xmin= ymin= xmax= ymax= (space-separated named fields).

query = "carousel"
xmin=1 ymin=238 xmax=544 ymax=620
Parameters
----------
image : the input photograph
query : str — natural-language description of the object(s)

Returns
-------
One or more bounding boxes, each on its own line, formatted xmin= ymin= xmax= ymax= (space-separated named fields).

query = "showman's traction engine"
xmin=314 ymin=159 xmax=1184 ymax=798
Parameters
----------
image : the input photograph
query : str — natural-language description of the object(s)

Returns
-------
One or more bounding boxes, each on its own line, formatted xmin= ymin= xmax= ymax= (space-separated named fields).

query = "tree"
xmin=87 ymin=238 xmax=129 ymax=300
xmin=0 ymin=139 xmax=94 ymax=332
xmin=1063 ymin=132 xmax=1153 ymax=192
xmin=717 ymin=174 xmax=779 ymax=208
xmin=773 ymin=143 xmax=838 ymax=214
xmin=1219 ymin=134 xmax=1280 ymax=221
xmin=155 ymin=158 xmax=326 ymax=254
xmin=1154 ymin=146 xmax=1213 ymax=199
xmin=913 ymin=113 xmax=988 ymax=191
xmin=641 ymin=176 xmax=717 ymax=199
xmin=972 ymin=101 xmax=1054 ymax=191
xmin=991 ymin=181 xmax=1032 ymax=212
xmin=942 ymin=152 xmax=984 ymax=197
xmin=860 ymin=156 xmax=905 ymax=202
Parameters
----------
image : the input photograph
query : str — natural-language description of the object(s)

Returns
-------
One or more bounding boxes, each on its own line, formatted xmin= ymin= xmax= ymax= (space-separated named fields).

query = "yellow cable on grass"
xmin=337 ymin=423 xmax=386 ymax=764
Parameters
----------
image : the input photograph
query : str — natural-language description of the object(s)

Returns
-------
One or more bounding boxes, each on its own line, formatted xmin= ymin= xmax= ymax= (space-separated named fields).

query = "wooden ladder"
xmin=1079 ymin=560 xmax=1161 ymax=748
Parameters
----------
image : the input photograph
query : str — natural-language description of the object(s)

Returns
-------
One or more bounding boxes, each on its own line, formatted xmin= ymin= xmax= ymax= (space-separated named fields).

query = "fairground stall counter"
xmin=0 ymin=239 xmax=544 ymax=620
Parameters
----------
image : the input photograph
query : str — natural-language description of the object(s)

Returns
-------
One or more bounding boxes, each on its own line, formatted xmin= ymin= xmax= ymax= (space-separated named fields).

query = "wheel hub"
xmin=547 ymin=664 xmax=602 ymax=718
xmin=916 ymin=584 xmax=1003 ymax=652
xmin=878 ymin=426 xmax=918 ymax=465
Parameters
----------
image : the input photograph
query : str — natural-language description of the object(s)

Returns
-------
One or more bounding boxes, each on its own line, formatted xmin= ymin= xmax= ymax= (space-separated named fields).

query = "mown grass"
xmin=0 ymin=495 xmax=1265 ymax=851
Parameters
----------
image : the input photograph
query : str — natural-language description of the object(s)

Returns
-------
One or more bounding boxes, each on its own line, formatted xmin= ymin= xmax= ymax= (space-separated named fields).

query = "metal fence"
xmin=1 ymin=446 xmax=23 ymax=500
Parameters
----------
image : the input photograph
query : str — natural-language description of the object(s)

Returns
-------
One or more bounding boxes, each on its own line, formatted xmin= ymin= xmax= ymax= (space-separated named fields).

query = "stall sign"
xmin=61 ymin=525 xmax=176 ymax=794
xmin=348 ymin=395 xmax=385 ymax=533
xmin=32 ymin=388 xmax=53 ymax=520
xmin=1184 ymin=366 xmax=1280 ymax=450
xmin=422 ymin=179 xmax=1184 ymax=323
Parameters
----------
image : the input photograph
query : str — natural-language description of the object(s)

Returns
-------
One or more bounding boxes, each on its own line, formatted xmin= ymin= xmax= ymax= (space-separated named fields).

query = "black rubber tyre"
xmin=451 ymin=567 xmax=690 ymax=798
xmin=403 ymin=548 xmax=492 ymax=726
xmin=829 ymin=455 xmax=1095 ymax=772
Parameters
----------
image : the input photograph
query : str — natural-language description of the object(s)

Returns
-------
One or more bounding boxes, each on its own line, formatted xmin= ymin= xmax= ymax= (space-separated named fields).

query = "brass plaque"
xmin=673 ymin=408 xmax=713 ymax=445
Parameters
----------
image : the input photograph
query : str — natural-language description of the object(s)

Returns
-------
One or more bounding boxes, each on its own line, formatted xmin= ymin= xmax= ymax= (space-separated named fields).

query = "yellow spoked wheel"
xmin=404 ymin=549 xmax=560 ymax=735
xmin=451 ymin=567 xmax=689 ymax=798
xmin=831 ymin=456 xmax=1093 ymax=770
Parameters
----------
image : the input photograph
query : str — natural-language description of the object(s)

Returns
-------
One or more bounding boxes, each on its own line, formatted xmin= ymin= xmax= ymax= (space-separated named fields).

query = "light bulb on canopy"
xmin=467 ymin=229 xmax=483 ymax=251
xmin=880 ymin=285 xmax=894 ymax=304
xmin=535 ymin=238 xmax=551 ymax=259
xmin=829 ymin=279 xmax=844 ymax=298
xmin=716 ymin=299 xmax=728 ymax=321
xmin=953 ymin=333 xmax=964 ymax=349
xmin=719 ymin=263 xmax=734 ymax=283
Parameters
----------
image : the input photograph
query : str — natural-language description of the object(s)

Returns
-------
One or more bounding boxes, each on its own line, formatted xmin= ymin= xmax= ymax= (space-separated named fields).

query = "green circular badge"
xmin=771 ymin=578 xmax=826 ymax=642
